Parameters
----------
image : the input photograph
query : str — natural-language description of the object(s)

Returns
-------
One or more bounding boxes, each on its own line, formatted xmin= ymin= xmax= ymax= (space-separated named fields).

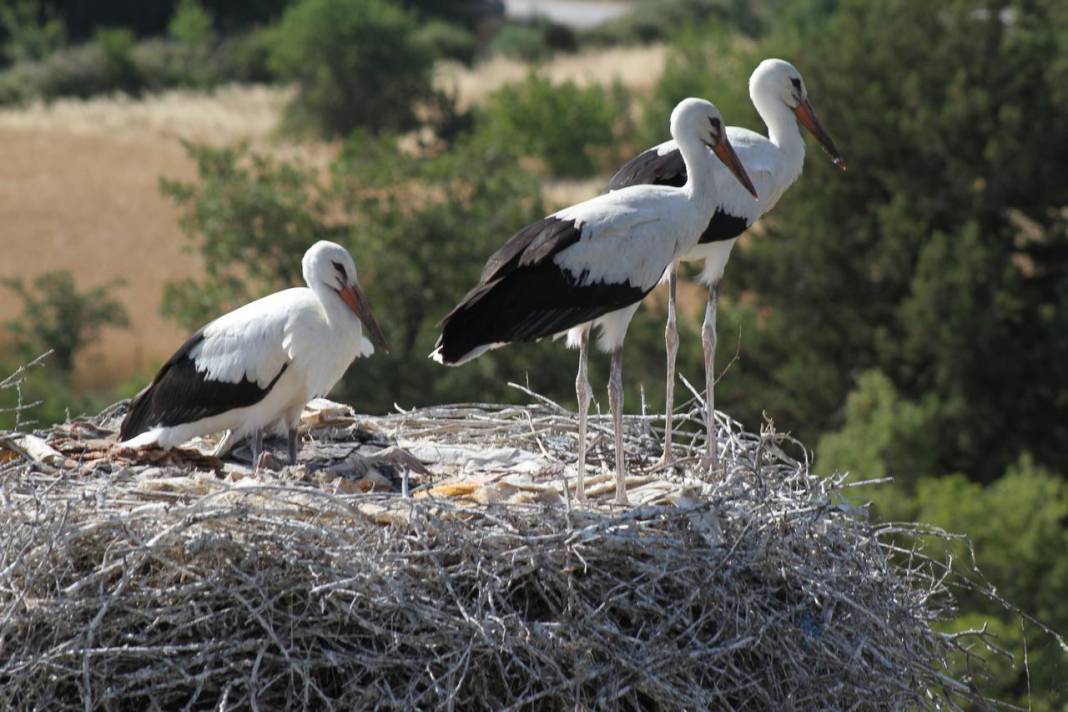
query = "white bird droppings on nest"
xmin=0 ymin=389 xmax=1027 ymax=710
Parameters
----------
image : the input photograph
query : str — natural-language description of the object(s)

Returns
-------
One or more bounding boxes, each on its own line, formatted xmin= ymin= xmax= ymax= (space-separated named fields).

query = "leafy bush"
xmin=0 ymin=0 xmax=66 ymax=65
xmin=490 ymin=23 xmax=548 ymax=62
xmin=269 ymin=0 xmax=435 ymax=137
xmin=2 ymin=271 xmax=128 ymax=375
xmin=91 ymin=26 xmax=142 ymax=94
xmin=168 ymin=0 xmax=214 ymax=47
xmin=414 ymin=19 xmax=477 ymax=65
xmin=159 ymin=141 xmax=344 ymax=330
xmin=483 ymin=73 xmax=630 ymax=177
xmin=213 ymin=27 xmax=275 ymax=83
xmin=489 ymin=18 xmax=575 ymax=62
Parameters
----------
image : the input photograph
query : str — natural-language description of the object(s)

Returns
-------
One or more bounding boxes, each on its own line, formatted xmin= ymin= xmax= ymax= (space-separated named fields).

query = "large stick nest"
xmin=0 ymin=390 xmax=995 ymax=710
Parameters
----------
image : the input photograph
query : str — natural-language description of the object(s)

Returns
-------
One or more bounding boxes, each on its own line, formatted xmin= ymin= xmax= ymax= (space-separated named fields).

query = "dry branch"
xmin=0 ymin=392 xmax=1018 ymax=710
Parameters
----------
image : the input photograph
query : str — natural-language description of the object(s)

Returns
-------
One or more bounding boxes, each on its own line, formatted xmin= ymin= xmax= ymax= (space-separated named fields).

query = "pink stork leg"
xmin=658 ymin=262 xmax=679 ymax=468
xmin=700 ymin=282 xmax=720 ymax=473
xmin=574 ymin=325 xmax=591 ymax=504
xmin=608 ymin=345 xmax=629 ymax=505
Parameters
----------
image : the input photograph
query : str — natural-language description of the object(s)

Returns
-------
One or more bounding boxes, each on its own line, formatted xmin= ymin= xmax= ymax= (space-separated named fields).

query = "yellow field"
xmin=0 ymin=46 xmax=665 ymax=389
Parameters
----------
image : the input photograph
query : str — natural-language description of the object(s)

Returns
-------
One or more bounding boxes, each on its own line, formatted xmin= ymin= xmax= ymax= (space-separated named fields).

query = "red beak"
xmin=712 ymin=136 xmax=759 ymax=200
xmin=794 ymin=98 xmax=846 ymax=170
xmin=339 ymin=284 xmax=390 ymax=353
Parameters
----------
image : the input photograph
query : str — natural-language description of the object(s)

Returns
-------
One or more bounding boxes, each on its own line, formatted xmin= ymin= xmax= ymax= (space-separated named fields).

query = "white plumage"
xmin=605 ymin=58 xmax=846 ymax=470
xmin=120 ymin=241 xmax=388 ymax=464
xmin=435 ymin=97 xmax=757 ymax=504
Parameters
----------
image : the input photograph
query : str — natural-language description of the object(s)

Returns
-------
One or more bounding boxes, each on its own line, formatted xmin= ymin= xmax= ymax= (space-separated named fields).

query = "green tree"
xmin=159 ymin=141 xmax=345 ymax=330
xmin=484 ymin=73 xmax=630 ymax=177
xmin=2 ymin=271 xmax=128 ymax=374
xmin=168 ymin=0 xmax=214 ymax=47
xmin=269 ymin=0 xmax=435 ymax=137
xmin=0 ymin=0 xmax=65 ymax=64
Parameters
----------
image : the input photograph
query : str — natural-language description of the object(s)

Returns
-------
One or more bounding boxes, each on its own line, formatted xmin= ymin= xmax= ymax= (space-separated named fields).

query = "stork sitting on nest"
xmin=432 ymin=98 xmax=757 ymax=505
xmin=119 ymin=241 xmax=389 ymax=465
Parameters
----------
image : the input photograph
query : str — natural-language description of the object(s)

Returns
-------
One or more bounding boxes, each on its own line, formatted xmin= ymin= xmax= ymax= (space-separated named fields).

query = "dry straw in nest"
xmin=0 ymin=383 xmax=1029 ymax=710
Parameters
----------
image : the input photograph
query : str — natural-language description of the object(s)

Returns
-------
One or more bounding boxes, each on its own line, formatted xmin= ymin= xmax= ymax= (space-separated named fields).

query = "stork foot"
xmin=653 ymin=451 xmax=676 ymax=471
xmin=255 ymin=450 xmax=277 ymax=472
xmin=698 ymin=453 xmax=721 ymax=475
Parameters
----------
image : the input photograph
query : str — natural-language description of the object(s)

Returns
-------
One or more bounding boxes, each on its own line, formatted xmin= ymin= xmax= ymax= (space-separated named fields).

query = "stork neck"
xmin=310 ymin=280 xmax=348 ymax=324
xmin=675 ymin=132 xmax=714 ymax=197
xmin=754 ymin=92 xmax=805 ymax=168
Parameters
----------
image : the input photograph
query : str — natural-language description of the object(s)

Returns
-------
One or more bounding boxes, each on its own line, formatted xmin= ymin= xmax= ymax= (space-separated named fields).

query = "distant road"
xmin=503 ymin=0 xmax=633 ymax=29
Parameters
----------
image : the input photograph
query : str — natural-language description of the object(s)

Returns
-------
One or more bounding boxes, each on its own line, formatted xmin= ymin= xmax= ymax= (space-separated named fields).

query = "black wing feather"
xmin=119 ymin=329 xmax=288 ymax=440
xmin=698 ymin=210 xmax=750 ymax=244
xmin=436 ymin=216 xmax=648 ymax=364
xmin=436 ymin=262 xmax=646 ymax=364
xmin=479 ymin=215 xmax=581 ymax=283
xmin=604 ymin=146 xmax=687 ymax=192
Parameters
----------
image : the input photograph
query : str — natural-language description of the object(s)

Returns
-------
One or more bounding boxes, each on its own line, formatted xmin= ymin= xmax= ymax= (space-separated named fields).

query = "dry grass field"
xmin=0 ymin=45 xmax=665 ymax=390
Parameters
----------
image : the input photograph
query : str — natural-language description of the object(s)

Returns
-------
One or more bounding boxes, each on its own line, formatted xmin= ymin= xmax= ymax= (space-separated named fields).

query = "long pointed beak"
xmin=712 ymin=137 xmax=758 ymax=200
xmin=339 ymin=284 xmax=390 ymax=353
xmin=794 ymin=98 xmax=846 ymax=170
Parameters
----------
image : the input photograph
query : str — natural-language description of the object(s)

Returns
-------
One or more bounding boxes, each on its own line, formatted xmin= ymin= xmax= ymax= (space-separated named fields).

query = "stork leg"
xmin=700 ymin=283 xmax=720 ymax=473
xmin=287 ymin=426 xmax=299 ymax=465
xmin=251 ymin=429 xmax=265 ymax=471
xmin=212 ymin=429 xmax=237 ymax=459
xmin=608 ymin=345 xmax=628 ymax=505
xmin=574 ymin=326 xmax=591 ymax=505
xmin=657 ymin=263 xmax=679 ymax=469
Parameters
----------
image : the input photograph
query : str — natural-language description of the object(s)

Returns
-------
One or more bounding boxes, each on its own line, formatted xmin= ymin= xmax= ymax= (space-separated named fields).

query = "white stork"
xmin=605 ymin=58 xmax=846 ymax=471
xmin=120 ymin=240 xmax=389 ymax=464
xmin=432 ymin=98 xmax=757 ymax=505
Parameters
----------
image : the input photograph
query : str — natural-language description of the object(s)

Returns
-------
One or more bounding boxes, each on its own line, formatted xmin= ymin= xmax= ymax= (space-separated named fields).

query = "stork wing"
xmin=604 ymin=140 xmax=686 ymax=192
xmin=119 ymin=292 xmax=296 ymax=440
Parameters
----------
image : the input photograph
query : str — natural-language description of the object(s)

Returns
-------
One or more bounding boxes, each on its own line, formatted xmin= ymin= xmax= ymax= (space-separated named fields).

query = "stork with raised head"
xmin=120 ymin=240 xmax=389 ymax=465
xmin=432 ymin=97 xmax=757 ymax=505
xmin=605 ymin=59 xmax=846 ymax=471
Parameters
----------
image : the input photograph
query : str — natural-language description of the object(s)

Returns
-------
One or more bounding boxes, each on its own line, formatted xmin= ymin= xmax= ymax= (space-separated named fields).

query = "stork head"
xmin=751 ymin=58 xmax=846 ymax=170
xmin=303 ymin=241 xmax=390 ymax=353
xmin=669 ymin=97 xmax=758 ymax=199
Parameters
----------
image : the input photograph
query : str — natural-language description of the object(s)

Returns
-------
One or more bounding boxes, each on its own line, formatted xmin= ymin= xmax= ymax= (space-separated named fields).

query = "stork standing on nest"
xmin=120 ymin=240 xmax=389 ymax=465
xmin=605 ymin=59 xmax=846 ymax=471
xmin=432 ymin=98 xmax=757 ymax=505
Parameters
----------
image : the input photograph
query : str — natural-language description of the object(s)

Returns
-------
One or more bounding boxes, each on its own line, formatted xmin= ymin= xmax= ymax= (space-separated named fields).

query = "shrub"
xmin=414 ymin=19 xmax=477 ymax=65
xmin=2 ymin=271 xmax=128 ymax=375
xmin=168 ymin=0 xmax=214 ymax=47
xmin=0 ymin=0 xmax=66 ymax=65
xmin=483 ymin=73 xmax=630 ymax=177
xmin=269 ymin=0 xmax=435 ymax=137
xmin=159 ymin=141 xmax=343 ymax=330
xmin=91 ymin=26 xmax=142 ymax=95
xmin=489 ymin=22 xmax=548 ymax=62
xmin=214 ymin=27 xmax=276 ymax=83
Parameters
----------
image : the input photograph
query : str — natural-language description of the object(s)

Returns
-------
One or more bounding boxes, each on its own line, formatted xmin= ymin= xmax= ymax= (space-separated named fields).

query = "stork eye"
xmin=331 ymin=260 xmax=348 ymax=281
xmin=709 ymin=116 xmax=722 ymax=131
xmin=790 ymin=77 xmax=802 ymax=90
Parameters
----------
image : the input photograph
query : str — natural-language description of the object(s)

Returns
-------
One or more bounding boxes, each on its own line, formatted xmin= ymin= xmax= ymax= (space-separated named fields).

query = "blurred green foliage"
xmin=168 ymin=0 xmax=214 ymax=47
xmin=483 ymin=73 xmax=630 ymax=177
xmin=582 ymin=0 xmax=762 ymax=47
xmin=2 ymin=271 xmax=128 ymax=375
xmin=490 ymin=18 xmax=576 ymax=63
xmin=269 ymin=0 xmax=434 ymax=137
xmin=0 ymin=0 xmax=65 ymax=65
xmin=414 ymin=19 xmax=477 ymax=66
